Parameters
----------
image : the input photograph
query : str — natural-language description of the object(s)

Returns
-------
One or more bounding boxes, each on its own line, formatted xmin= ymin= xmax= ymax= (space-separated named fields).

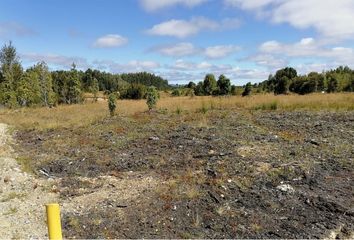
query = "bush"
xmin=171 ymin=89 xmax=182 ymax=97
xmin=146 ymin=86 xmax=159 ymax=110
xmin=108 ymin=93 xmax=117 ymax=116
xmin=122 ymin=84 xmax=146 ymax=99
xmin=242 ymin=82 xmax=252 ymax=97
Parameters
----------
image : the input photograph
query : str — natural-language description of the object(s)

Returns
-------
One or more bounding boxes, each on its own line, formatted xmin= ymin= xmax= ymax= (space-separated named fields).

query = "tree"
xmin=108 ymin=93 xmax=117 ymax=116
xmin=90 ymin=78 xmax=99 ymax=102
xmin=187 ymin=81 xmax=196 ymax=89
xmin=122 ymin=84 xmax=146 ymax=99
xmin=242 ymin=82 xmax=252 ymax=97
xmin=16 ymin=71 xmax=41 ymax=106
xmin=274 ymin=67 xmax=297 ymax=95
xmin=203 ymin=74 xmax=217 ymax=95
xmin=327 ymin=75 xmax=338 ymax=93
xmin=146 ymin=86 xmax=159 ymax=110
xmin=217 ymin=74 xmax=231 ymax=95
xmin=274 ymin=76 xmax=289 ymax=95
xmin=194 ymin=82 xmax=204 ymax=96
xmin=33 ymin=62 xmax=55 ymax=106
xmin=0 ymin=41 xmax=23 ymax=107
xmin=67 ymin=64 xmax=83 ymax=104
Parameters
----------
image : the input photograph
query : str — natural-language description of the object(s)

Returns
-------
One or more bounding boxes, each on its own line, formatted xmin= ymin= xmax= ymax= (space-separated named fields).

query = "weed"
xmin=3 ymin=207 xmax=18 ymax=216
xmin=254 ymin=101 xmax=278 ymax=110
xmin=0 ymin=192 xmax=27 ymax=202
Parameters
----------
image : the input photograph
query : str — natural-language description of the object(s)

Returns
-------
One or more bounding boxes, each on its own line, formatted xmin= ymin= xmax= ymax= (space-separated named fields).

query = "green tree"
xmin=203 ymin=74 xmax=217 ymax=95
xmin=67 ymin=64 xmax=82 ymax=104
xmin=146 ymin=86 xmax=159 ymax=110
xmin=34 ymin=62 xmax=55 ymax=106
xmin=274 ymin=76 xmax=289 ymax=95
xmin=327 ymin=75 xmax=338 ymax=93
xmin=187 ymin=81 xmax=196 ymax=89
xmin=194 ymin=82 xmax=204 ymax=96
xmin=274 ymin=67 xmax=297 ymax=95
xmin=242 ymin=82 xmax=252 ymax=97
xmin=16 ymin=71 xmax=41 ymax=106
xmin=90 ymin=78 xmax=99 ymax=102
xmin=108 ymin=93 xmax=117 ymax=116
xmin=217 ymin=74 xmax=231 ymax=95
xmin=0 ymin=41 xmax=23 ymax=107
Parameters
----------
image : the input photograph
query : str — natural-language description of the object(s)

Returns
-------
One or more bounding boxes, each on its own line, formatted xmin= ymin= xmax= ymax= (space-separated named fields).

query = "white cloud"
xmin=96 ymin=60 xmax=160 ymax=73
xmin=225 ymin=0 xmax=354 ymax=41
xmin=92 ymin=34 xmax=128 ymax=48
xmin=163 ymin=59 xmax=268 ymax=84
xmin=0 ymin=21 xmax=36 ymax=38
xmin=252 ymin=37 xmax=354 ymax=71
xmin=247 ymin=54 xmax=288 ymax=69
xmin=146 ymin=17 xmax=241 ymax=38
xmin=205 ymin=45 xmax=241 ymax=58
xmin=151 ymin=42 xmax=240 ymax=58
xmin=259 ymin=38 xmax=354 ymax=64
xmin=21 ymin=53 xmax=89 ymax=69
xmin=140 ymin=0 xmax=207 ymax=11
xmin=152 ymin=42 xmax=200 ymax=57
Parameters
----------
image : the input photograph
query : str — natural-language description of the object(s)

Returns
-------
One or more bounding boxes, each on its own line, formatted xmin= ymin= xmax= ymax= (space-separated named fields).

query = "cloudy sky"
xmin=1 ymin=0 xmax=354 ymax=84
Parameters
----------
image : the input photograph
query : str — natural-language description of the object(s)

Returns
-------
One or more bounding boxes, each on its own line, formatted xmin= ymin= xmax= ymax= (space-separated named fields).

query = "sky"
xmin=1 ymin=0 xmax=354 ymax=85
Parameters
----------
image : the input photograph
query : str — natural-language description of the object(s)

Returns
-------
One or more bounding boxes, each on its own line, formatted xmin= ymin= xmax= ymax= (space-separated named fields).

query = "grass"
xmin=0 ymin=93 xmax=352 ymax=130
xmin=3 ymin=207 xmax=18 ymax=216
xmin=0 ymin=192 xmax=27 ymax=202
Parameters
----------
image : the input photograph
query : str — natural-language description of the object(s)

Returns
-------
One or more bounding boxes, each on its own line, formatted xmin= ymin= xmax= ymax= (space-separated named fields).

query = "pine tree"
xmin=67 ymin=63 xmax=82 ymax=104
xmin=0 ymin=41 xmax=23 ymax=107
xmin=146 ymin=86 xmax=159 ymax=110
xmin=108 ymin=93 xmax=117 ymax=116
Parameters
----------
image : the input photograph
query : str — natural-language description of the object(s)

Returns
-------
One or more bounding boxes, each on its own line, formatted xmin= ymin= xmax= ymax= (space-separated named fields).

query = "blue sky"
xmin=1 ymin=0 xmax=354 ymax=84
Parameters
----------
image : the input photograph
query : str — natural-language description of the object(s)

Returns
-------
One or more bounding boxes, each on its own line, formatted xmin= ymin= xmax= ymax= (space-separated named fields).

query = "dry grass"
xmin=0 ymin=93 xmax=352 ymax=130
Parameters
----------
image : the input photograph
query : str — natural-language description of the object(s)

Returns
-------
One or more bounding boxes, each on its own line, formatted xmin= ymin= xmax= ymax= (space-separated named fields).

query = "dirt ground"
xmin=8 ymin=109 xmax=354 ymax=238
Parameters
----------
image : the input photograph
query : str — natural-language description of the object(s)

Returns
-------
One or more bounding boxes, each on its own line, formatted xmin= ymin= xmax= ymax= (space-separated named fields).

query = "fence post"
xmin=46 ymin=203 xmax=62 ymax=240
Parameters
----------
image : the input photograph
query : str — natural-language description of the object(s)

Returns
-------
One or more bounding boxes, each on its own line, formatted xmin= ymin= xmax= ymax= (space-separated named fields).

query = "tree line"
xmin=0 ymin=42 xmax=170 ymax=108
xmin=176 ymin=66 xmax=354 ymax=97
xmin=257 ymin=66 xmax=354 ymax=95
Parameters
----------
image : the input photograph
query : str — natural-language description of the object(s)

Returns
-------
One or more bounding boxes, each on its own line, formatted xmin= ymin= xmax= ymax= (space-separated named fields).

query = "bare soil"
xmin=11 ymin=109 xmax=354 ymax=238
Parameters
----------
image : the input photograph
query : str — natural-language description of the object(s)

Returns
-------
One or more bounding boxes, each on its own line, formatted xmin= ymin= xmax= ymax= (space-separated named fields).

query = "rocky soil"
xmin=8 ymin=110 xmax=354 ymax=238
xmin=0 ymin=123 xmax=57 ymax=239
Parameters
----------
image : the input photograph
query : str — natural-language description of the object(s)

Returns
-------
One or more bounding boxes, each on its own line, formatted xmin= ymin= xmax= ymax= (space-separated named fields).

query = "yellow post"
xmin=46 ymin=203 xmax=63 ymax=240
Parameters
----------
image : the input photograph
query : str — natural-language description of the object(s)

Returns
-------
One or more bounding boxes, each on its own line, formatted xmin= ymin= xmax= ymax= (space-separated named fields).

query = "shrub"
xmin=242 ymin=82 xmax=252 ymax=97
xmin=108 ymin=93 xmax=117 ymax=116
xmin=254 ymin=101 xmax=278 ymax=111
xmin=146 ymin=86 xmax=159 ymax=110
xmin=171 ymin=89 xmax=182 ymax=97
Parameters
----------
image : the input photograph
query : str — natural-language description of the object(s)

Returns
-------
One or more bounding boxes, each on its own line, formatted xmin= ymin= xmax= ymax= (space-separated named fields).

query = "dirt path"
xmin=0 ymin=123 xmax=58 ymax=239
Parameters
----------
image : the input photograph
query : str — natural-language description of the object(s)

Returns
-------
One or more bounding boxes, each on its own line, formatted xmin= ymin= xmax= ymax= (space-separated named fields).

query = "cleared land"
xmin=0 ymin=93 xmax=353 ymax=238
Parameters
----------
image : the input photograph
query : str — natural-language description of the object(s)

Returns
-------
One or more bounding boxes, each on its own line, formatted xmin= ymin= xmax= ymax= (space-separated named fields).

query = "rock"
xmin=276 ymin=184 xmax=295 ymax=193
xmin=208 ymin=150 xmax=215 ymax=155
xmin=149 ymin=136 xmax=160 ymax=141
xmin=307 ymin=139 xmax=320 ymax=146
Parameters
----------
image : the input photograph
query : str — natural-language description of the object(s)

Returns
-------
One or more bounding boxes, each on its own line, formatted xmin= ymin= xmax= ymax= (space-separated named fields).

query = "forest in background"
xmin=1 ymin=41 xmax=353 ymax=108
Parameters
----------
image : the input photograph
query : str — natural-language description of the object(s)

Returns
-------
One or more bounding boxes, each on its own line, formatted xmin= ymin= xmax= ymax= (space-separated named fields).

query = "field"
xmin=0 ymin=93 xmax=353 ymax=238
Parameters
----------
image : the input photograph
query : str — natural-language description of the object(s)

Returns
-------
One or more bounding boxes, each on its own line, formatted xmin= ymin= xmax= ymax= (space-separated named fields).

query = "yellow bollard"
xmin=46 ymin=203 xmax=63 ymax=240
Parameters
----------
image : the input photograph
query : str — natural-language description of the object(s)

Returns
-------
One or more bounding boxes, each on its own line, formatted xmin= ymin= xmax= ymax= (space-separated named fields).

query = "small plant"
xmin=108 ymin=93 xmax=117 ymax=116
xmin=146 ymin=86 xmax=159 ymax=111
xmin=254 ymin=101 xmax=278 ymax=110
xmin=171 ymin=88 xmax=181 ymax=97
xmin=176 ymin=107 xmax=182 ymax=115
xmin=198 ymin=103 xmax=208 ymax=114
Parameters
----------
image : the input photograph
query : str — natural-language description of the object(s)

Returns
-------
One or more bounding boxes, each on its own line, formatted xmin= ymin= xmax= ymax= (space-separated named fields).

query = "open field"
xmin=0 ymin=93 xmax=353 ymax=130
xmin=0 ymin=93 xmax=353 ymax=238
